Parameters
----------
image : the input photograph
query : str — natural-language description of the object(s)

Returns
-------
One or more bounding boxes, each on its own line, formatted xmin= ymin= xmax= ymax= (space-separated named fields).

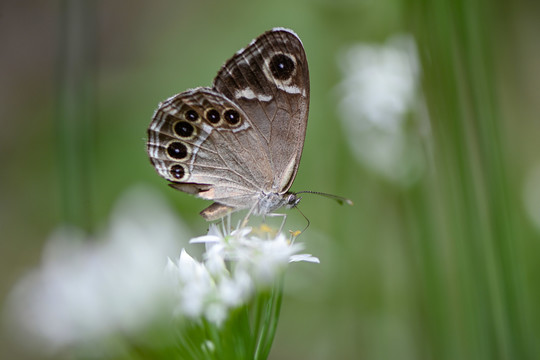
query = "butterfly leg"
xmin=264 ymin=212 xmax=288 ymax=234
xmin=241 ymin=202 xmax=259 ymax=228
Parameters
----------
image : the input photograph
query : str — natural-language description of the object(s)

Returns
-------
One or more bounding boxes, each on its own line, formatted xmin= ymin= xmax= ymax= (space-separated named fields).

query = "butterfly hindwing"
xmin=147 ymin=87 xmax=273 ymax=209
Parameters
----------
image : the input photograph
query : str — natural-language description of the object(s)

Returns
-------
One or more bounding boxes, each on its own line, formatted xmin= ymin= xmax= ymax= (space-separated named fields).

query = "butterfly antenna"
xmin=293 ymin=206 xmax=311 ymax=234
xmin=295 ymin=191 xmax=354 ymax=206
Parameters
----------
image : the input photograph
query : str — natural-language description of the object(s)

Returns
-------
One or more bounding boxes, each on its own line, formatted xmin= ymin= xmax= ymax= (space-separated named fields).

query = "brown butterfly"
xmin=147 ymin=28 xmax=310 ymax=220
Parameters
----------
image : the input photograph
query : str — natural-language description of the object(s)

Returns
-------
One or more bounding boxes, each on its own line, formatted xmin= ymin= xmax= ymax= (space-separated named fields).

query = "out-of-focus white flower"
xmin=3 ymin=186 xmax=186 ymax=353
xmin=337 ymin=34 xmax=427 ymax=187
xmin=4 ymin=186 xmax=320 ymax=357
xmin=166 ymin=224 xmax=319 ymax=326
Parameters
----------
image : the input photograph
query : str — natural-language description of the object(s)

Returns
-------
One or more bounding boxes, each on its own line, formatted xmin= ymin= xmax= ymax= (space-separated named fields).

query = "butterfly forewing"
xmin=213 ymin=28 xmax=309 ymax=193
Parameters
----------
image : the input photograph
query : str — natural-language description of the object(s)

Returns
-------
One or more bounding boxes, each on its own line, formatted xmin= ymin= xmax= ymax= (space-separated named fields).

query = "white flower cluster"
xmin=3 ymin=186 xmax=319 ymax=355
xmin=337 ymin=34 xmax=425 ymax=187
xmin=166 ymin=224 xmax=319 ymax=326
xmin=3 ymin=186 xmax=185 ymax=353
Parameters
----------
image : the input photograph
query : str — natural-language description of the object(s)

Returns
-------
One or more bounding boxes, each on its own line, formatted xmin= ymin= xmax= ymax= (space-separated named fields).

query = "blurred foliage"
xmin=1 ymin=0 xmax=540 ymax=359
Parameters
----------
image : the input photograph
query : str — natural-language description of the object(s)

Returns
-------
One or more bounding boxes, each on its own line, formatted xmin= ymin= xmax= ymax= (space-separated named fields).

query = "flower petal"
xmin=290 ymin=254 xmax=320 ymax=263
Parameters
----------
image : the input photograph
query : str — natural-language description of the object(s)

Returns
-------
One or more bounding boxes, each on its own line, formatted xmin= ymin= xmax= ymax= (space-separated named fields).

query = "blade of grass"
xmin=405 ymin=0 xmax=537 ymax=359
xmin=54 ymin=0 xmax=97 ymax=230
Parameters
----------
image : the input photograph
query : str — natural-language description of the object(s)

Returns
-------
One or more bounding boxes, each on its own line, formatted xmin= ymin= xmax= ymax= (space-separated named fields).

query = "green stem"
xmin=55 ymin=0 xmax=97 ymax=230
xmin=254 ymin=277 xmax=284 ymax=360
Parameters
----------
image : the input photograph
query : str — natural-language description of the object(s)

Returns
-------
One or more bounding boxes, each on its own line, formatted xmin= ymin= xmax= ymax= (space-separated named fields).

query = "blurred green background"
xmin=2 ymin=0 xmax=540 ymax=359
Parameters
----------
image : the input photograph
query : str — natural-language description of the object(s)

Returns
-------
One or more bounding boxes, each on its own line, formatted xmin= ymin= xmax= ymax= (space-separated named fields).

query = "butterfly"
xmin=147 ymin=28 xmax=310 ymax=220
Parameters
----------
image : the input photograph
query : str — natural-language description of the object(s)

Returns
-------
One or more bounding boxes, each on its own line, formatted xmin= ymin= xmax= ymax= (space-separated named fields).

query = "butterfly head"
xmin=285 ymin=193 xmax=301 ymax=209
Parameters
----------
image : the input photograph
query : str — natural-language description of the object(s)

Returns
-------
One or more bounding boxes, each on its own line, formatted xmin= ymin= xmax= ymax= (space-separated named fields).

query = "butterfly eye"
xmin=206 ymin=109 xmax=220 ymax=124
xmin=167 ymin=142 xmax=188 ymax=160
xmin=185 ymin=110 xmax=199 ymax=121
xmin=174 ymin=121 xmax=195 ymax=138
xmin=269 ymin=54 xmax=296 ymax=80
xmin=224 ymin=109 xmax=241 ymax=125
xmin=286 ymin=194 xmax=300 ymax=207
xmin=170 ymin=164 xmax=186 ymax=180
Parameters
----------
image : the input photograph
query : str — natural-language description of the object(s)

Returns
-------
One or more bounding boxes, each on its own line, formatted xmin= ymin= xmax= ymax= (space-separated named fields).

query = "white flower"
xmin=5 ymin=185 xmax=320 ymax=356
xmin=166 ymin=250 xmax=214 ymax=318
xmin=194 ymin=224 xmax=319 ymax=284
xmin=165 ymin=224 xmax=319 ymax=326
xmin=3 ymin=186 xmax=186 ymax=353
xmin=336 ymin=34 xmax=426 ymax=187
